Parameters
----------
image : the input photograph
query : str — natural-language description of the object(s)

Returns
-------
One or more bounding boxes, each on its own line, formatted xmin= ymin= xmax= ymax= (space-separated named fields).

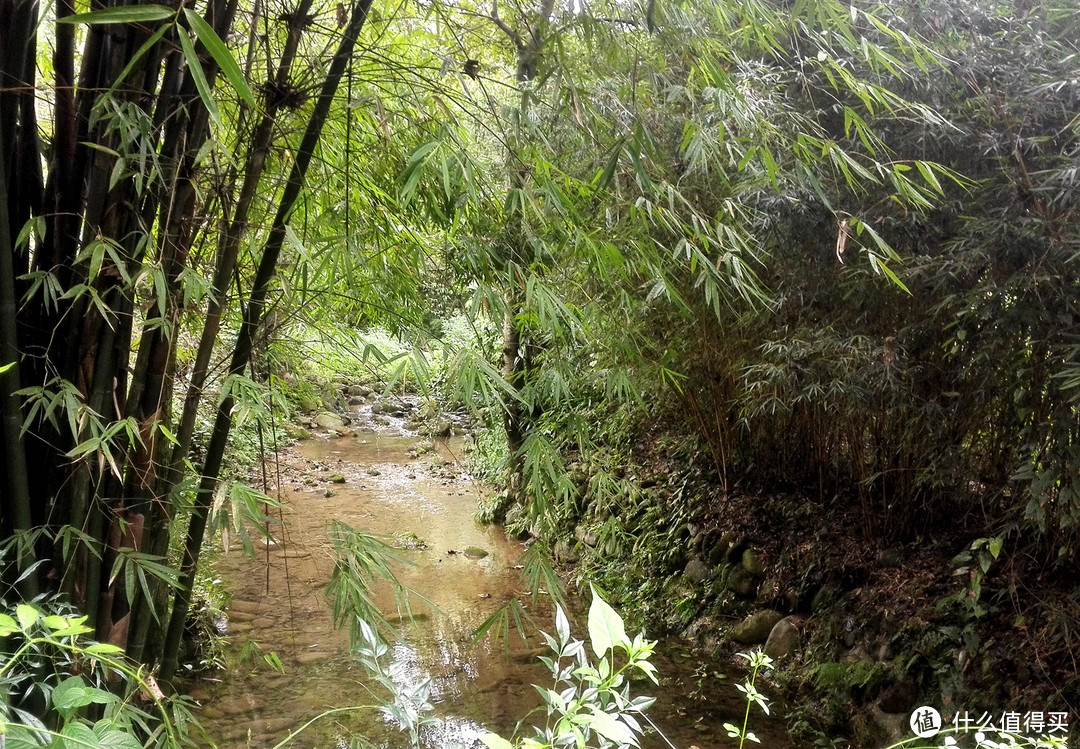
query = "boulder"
xmin=741 ymin=548 xmax=765 ymax=577
xmin=348 ymin=396 xmax=365 ymax=406
xmin=684 ymin=558 xmax=713 ymax=583
xmin=553 ymin=538 xmax=579 ymax=564
xmin=729 ymin=609 xmax=784 ymax=645
xmin=372 ymin=398 xmax=403 ymax=416
xmin=283 ymin=424 xmax=312 ymax=440
xmin=314 ymin=411 xmax=345 ymax=429
xmin=764 ymin=615 xmax=800 ymax=659
xmin=708 ymin=530 xmax=736 ymax=566
xmin=574 ymin=525 xmax=599 ymax=547
xmin=327 ymin=474 xmax=346 ymax=484
xmin=727 ymin=567 xmax=759 ymax=598
xmin=346 ymin=384 xmax=366 ymax=396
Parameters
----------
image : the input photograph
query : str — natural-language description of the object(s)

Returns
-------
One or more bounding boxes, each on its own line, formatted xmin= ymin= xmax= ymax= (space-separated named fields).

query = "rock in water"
xmin=315 ymin=411 xmax=345 ymax=429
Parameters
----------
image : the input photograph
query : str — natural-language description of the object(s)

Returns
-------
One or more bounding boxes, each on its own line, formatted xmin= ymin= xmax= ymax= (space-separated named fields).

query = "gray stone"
xmin=729 ymin=609 xmax=784 ymax=645
xmin=314 ymin=411 xmax=345 ymax=429
xmin=684 ymin=558 xmax=713 ymax=583
xmin=553 ymin=538 xmax=579 ymax=564
xmin=727 ymin=567 xmax=759 ymax=598
xmin=574 ymin=525 xmax=599 ymax=547
xmin=741 ymin=548 xmax=765 ymax=577
xmin=372 ymin=397 xmax=404 ymax=416
xmin=348 ymin=396 xmax=365 ymax=406
xmin=295 ymin=651 xmax=331 ymax=666
xmin=764 ymin=615 xmax=800 ymax=659
xmin=347 ymin=384 xmax=366 ymax=396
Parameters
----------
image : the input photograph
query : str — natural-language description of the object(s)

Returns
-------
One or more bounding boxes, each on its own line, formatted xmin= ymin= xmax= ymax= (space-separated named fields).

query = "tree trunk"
xmin=158 ymin=0 xmax=377 ymax=681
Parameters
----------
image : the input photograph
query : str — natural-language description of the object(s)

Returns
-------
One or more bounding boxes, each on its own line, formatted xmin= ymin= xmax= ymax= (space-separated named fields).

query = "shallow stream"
xmin=190 ymin=425 xmax=798 ymax=749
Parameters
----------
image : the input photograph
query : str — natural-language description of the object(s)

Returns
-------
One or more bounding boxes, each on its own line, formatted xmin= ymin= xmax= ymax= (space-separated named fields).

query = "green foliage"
xmin=725 ymin=650 xmax=774 ymax=748
xmin=481 ymin=589 xmax=658 ymax=749
xmin=0 ymin=601 xmax=199 ymax=749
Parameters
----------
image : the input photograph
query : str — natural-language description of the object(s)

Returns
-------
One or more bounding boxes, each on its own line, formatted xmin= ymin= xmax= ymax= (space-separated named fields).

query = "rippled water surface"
xmin=190 ymin=426 xmax=798 ymax=749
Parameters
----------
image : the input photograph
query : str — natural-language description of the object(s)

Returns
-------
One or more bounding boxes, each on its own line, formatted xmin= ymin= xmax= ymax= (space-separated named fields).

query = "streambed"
xmin=190 ymin=425 xmax=798 ymax=749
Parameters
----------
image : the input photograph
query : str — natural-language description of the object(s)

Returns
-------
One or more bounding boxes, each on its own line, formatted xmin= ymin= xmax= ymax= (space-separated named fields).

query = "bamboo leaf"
xmin=183 ymin=8 xmax=256 ymax=107
xmin=178 ymin=29 xmax=222 ymax=130
xmin=59 ymin=5 xmax=173 ymax=23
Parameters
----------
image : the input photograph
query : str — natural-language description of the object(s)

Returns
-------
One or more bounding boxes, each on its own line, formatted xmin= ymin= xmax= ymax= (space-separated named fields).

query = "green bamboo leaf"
xmin=59 ymin=4 xmax=173 ymax=23
xmin=178 ymin=29 xmax=222 ymax=130
xmin=183 ymin=8 xmax=256 ymax=107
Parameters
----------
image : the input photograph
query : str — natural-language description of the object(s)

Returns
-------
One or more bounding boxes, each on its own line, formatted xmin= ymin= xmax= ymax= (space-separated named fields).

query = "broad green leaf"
xmin=586 ymin=709 xmax=638 ymax=746
xmin=16 ymin=603 xmax=39 ymax=629
xmin=587 ymin=586 xmax=627 ymax=658
xmin=0 ymin=612 xmax=19 ymax=635
xmin=95 ymin=730 xmax=144 ymax=749
xmin=183 ymin=9 xmax=256 ymax=107
xmin=59 ymin=4 xmax=173 ymax=23
xmin=479 ymin=734 xmax=514 ymax=749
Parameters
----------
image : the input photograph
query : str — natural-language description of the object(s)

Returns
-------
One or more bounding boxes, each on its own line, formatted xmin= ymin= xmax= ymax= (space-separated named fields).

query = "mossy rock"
xmin=729 ymin=609 xmax=784 ymax=645
xmin=328 ymin=474 xmax=346 ymax=484
xmin=742 ymin=548 xmax=765 ymax=577
xmin=463 ymin=546 xmax=489 ymax=559
xmin=283 ymin=424 xmax=312 ymax=440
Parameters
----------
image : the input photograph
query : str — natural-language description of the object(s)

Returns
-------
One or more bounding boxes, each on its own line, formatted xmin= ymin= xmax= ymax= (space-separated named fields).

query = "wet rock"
xmin=348 ymin=396 xmax=365 ymax=406
xmin=328 ymin=474 xmax=346 ymax=483
xmin=215 ymin=695 xmax=265 ymax=715
xmin=764 ymin=616 xmax=800 ymax=659
xmin=227 ymin=610 xmax=256 ymax=623
xmin=346 ymin=384 xmax=366 ymax=396
xmin=314 ymin=412 xmax=345 ymax=429
xmin=741 ymin=548 xmax=765 ymax=577
xmin=227 ymin=599 xmax=265 ymax=614
xmin=684 ymin=558 xmax=713 ymax=583
xmin=294 ymin=651 xmax=330 ymax=666
xmin=372 ymin=398 xmax=403 ymax=416
xmin=729 ymin=609 xmax=784 ymax=645
xmin=324 ymin=489 xmax=334 ymax=497
xmin=727 ymin=567 xmax=759 ymax=598
xmin=283 ymin=424 xmax=312 ymax=440
xmin=250 ymin=617 xmax=275 ymax=630
xmin=365 ymin=467 xmax=380 ymax=476
xmin=464 ymin=546 xmax=489 ymax=559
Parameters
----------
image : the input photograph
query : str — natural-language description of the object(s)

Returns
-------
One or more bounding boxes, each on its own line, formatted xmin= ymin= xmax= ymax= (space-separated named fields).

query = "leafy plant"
xmin=480 ymin=586 xmax=659 ymax=749
xmin=724 ymin=650 xmax=774 ymax=748
xmin=0 ymin=601 xmax=199 ymax=749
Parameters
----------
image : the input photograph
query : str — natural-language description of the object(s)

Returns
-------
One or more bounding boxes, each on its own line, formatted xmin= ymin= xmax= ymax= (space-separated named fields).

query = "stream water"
xmin=190 ymin=422 xmax=798 ymax=749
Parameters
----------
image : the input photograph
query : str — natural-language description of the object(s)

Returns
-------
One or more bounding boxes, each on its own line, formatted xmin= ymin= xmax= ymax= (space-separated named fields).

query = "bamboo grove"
xmin=3 ymin=0 xmax=1078 ymax=685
